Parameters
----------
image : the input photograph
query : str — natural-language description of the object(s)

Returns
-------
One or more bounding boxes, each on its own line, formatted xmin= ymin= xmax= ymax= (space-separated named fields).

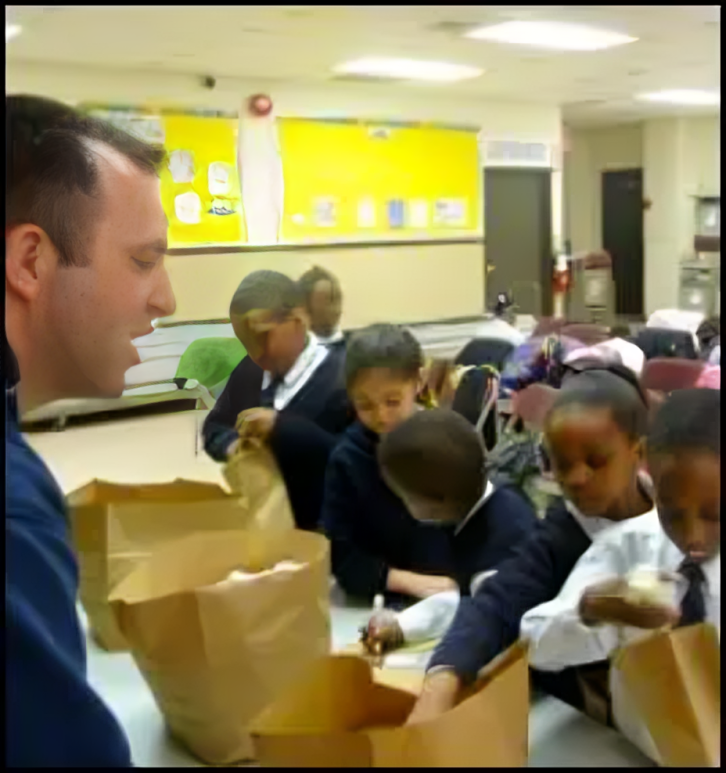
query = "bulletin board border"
xmin=167 ymin=236 xmax=483 ymax=256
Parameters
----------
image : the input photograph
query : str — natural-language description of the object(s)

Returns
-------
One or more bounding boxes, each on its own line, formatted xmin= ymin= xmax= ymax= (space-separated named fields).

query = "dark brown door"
xmin=484 ymin=168 xmax=553 ymax=317
xmin=602 ymin=169 xmax=644 ymax=317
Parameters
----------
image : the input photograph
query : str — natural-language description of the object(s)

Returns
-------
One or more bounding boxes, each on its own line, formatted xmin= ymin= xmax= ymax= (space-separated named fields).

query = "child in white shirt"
xmin=521 ymin=388 xmax=721 ymax=763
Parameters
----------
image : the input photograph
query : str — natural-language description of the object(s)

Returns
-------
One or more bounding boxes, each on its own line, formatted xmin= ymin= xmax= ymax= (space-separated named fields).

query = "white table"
xmin=83 ymin=602 xmax=653 ymax=768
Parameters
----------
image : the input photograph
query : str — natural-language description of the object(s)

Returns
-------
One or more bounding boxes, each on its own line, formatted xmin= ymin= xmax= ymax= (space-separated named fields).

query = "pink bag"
xmin=695 ymin=365 xmax=720 ymax=390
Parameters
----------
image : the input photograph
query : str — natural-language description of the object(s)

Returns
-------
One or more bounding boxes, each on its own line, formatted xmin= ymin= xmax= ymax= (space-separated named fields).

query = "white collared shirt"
xmin=455 ymin=480 xmax=495 ymax=536
xmin=520 ymin=508 xmax=720 ymax=764
xmin=316 ymin=329 xmax=344 ymax=346
xmin=260 ymin=333 xmax=330 ymax=411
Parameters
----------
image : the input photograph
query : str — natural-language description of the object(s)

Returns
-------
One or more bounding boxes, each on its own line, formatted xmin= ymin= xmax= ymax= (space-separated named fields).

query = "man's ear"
xmin=5 ymin=225 xmax=52 ymax=302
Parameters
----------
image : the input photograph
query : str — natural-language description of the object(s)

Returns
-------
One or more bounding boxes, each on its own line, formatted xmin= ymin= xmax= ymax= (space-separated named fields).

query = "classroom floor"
xmin=25 ymin=410 xmax=654 ymax=768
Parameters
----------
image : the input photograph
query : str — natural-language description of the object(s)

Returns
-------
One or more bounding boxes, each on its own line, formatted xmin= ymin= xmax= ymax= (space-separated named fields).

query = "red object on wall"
xmin=552 ymin=266 xmax=571 ymax=295
xmin=248 ymin=94 xmax=273 ymax=117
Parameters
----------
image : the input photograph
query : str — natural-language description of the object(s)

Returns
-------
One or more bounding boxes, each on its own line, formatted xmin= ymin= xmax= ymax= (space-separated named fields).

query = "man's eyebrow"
xmin=130 ymin=239 xmax=168 ymax=255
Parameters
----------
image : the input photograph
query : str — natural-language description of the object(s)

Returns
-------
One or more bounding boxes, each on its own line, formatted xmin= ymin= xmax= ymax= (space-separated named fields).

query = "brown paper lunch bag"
xmin=613 ymin=623 xmax=720 ymax=768
xmin=68 ymin=469 xmax=292 ymax=651
xmin=250 ymin=643 xmax=530 ymax=768
xmin=109 ymin=528 xmax=331 ymax=766
xmin=223 ymin=445 xmax=295 ymax=533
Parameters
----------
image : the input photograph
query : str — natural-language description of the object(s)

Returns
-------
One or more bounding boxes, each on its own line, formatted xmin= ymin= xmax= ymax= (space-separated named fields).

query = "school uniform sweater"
xmin=203 ymin=338 xmax=352 ymax=530
xmin=322 ymin=421 xmax=536 ymax=603
xmin=427 ymin=498 xmax=593 ymax=683
xmin=6 ymin=388 xmax=132 ymax=767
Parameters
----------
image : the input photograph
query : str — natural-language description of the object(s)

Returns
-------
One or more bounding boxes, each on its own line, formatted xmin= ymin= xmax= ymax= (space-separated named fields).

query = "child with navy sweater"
xmin=322 ymin=324 xmax=459 ymax=602
xmin=362 ymin=409 xmax=537 ymax=651
xmin=203 ymin=270 xmax=351 ymax=530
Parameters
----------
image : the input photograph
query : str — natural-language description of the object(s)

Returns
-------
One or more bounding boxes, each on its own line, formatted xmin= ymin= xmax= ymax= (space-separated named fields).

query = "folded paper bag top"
xmin=67 ymin=478 xmax=230 ymax=507
xmin=108 ymin=529 xmax=331 ymax=765
xmin=614 ymin=623 xmax=720 ymax=768
xmin=67 ymin=468 xmax=294 ymax=652
xmin=67 ymin=478 xmax=240 ymax=651
xmin=250 ymin=644 xmax=529 ymax=768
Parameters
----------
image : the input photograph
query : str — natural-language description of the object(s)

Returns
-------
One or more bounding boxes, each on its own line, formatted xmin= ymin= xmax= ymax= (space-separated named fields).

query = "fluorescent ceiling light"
xmin=638 ymin=90 xmax=720 ymax=106
xmin=466 ymin=21 xmax=637 ymax=51
xmin=6 ymin=24 xmax=22 ymax=41
xmin=333 ymin=58 xmax=483 ymax=82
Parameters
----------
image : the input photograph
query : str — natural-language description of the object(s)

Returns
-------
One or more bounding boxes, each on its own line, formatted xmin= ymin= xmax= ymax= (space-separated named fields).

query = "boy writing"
xmin=203 ymin=270 xmax=350 ymax=529
xmin=362 ymin=409 xmax=537 ymax=651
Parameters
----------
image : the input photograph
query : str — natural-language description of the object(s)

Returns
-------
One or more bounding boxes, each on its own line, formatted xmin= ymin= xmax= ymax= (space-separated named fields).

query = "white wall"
xmin=565 ymin=115 xmax=720 ymax=315
xmin=564 ymin=123 xmax=643 ymax=255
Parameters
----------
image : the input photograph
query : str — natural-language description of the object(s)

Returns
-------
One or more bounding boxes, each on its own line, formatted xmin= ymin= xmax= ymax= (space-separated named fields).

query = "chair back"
xmin=641 ymin=358 xmax=705 ymax=392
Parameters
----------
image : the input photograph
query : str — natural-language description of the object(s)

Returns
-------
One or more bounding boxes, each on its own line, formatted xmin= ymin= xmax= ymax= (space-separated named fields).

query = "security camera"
xmin=201 ymin=76 xmax=216 ymax=90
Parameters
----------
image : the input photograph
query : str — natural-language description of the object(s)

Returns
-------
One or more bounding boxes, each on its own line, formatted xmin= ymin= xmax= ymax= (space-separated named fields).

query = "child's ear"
xmin=291 ymin=306 xmax=310 ymax=330
xmin=634 ymin=437 xmax=646 ymax=464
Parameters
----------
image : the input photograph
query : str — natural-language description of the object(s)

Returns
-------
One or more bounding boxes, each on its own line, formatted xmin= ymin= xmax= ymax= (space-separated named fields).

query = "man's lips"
xmin=132 ymin=326 xmax=155 ymax=340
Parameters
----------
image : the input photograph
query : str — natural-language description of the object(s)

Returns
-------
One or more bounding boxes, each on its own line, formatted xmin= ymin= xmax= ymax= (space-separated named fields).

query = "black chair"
xmin=455 ymin=338 xmax=515 ymax=370
xmin=631 ymin=328 xmax=698 ymax=361
xmin=452 ymin=367 xmax=499 ymax=451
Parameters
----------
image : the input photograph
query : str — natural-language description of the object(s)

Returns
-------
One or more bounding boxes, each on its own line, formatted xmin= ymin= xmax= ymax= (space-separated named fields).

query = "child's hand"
xmin=360 ymin=609 xmax=405 ymax=656
xmin=579 ymin=577 xmax=681 ymax=630
xmin=236 ymin=408 xmax=278 ymax=448
xmin=387 ymin=569 xmax=458 ymax=600
xmin=413 ymin=574 xmax=459 ymax=599
xmin=225 ymin=439 xmax=240 ymax=460
xmin=406 ymin=670 xmax=461 ymax=725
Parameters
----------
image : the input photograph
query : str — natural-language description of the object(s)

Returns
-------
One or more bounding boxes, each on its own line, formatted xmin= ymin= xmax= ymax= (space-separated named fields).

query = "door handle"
xmin=486 ymin=265 xmax=496 ymax=273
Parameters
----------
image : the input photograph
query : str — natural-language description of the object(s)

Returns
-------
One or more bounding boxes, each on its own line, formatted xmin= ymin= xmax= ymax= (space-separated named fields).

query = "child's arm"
xmin=396 ymin=590 xmax=461 ymax=642
xmin=202 ymin=357 xmax=262 ymax=461
xmin=520 ymin=533 xmax=680 ymax=671
xmin=519 ymin=539 xmax=622 ymax=670
xmin=425 ymin=504 xmax=592 ymax=681
xmin=321 ymin=455 xmax=391 ymax=599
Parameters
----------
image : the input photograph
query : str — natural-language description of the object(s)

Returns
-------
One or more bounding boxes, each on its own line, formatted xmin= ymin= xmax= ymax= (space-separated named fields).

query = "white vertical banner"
xmin=238 ymin=96 xmax=285 ymax=245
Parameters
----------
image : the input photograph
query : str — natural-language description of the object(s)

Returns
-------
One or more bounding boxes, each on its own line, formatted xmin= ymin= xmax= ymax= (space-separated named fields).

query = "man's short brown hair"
xmin=6 ymin=94 xmax=165 ymax=267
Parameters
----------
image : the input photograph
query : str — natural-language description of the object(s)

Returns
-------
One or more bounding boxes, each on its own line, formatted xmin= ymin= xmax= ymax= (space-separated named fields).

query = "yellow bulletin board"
xmin=82 ymin=106 xmax=481 ymax=247
xmin=160 ymin=115 xmax=245 ymax=247
xmin=277 ymin=119 xmax=481 ymax=241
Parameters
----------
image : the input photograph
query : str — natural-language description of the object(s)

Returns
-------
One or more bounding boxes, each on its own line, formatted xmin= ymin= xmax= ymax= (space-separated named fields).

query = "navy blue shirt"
xmin=6 ymin=388 xmax=132 ymax=767
xmin=203 ymin=352 xmax=352 ymax=530
xmin=427 ymin=498 xmax=593 ymax=683
xmin=322 ymin=421 xmax=536 ymax=603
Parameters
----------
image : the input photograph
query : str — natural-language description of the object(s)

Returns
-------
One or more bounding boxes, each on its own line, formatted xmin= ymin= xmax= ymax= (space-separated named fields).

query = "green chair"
xmin=175 ymin=337 xmax=247 ymax=399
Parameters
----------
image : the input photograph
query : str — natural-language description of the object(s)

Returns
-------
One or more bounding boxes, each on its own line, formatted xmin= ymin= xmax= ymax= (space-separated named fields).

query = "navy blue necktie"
xmin=678 ymin=558 xmax=707 ymax=628
xmin=260 ymin=376 xmax=284 ymax=408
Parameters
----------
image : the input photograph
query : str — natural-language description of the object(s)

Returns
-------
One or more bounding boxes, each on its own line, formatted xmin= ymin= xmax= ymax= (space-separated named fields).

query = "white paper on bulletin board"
xmin=433 ymin=198 xmax=467 ymax=227
xmin=358 ymin=198 xmax=376 ymax=228
xmin=313 ymin=197 xmax=337 ymax=228
xmin=409 ymin=200 xmax=429 ymax=229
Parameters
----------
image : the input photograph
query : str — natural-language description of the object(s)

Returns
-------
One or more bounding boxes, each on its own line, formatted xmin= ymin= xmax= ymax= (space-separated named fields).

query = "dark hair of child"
xmin=298 ymin=266 xmax=341 ymax=299
xmin=647 ymin=388 xmax=720 ymax=459
xmin=551 ymin=363 xmax=650 ymax=440
xmin=229 ymin=270 xmax=303 ymax=320
xmin=345 ymin=324 xmax=423 ymax=390
xmin=378 ymin=409 xmax=486 ymax=508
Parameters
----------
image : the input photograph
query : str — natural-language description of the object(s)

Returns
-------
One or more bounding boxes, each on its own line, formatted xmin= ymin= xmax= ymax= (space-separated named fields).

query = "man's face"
xmin=34 ymin=146 xmax=176 ymax=398
xmin=308 ymin=279 xmax=342 ymax=339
